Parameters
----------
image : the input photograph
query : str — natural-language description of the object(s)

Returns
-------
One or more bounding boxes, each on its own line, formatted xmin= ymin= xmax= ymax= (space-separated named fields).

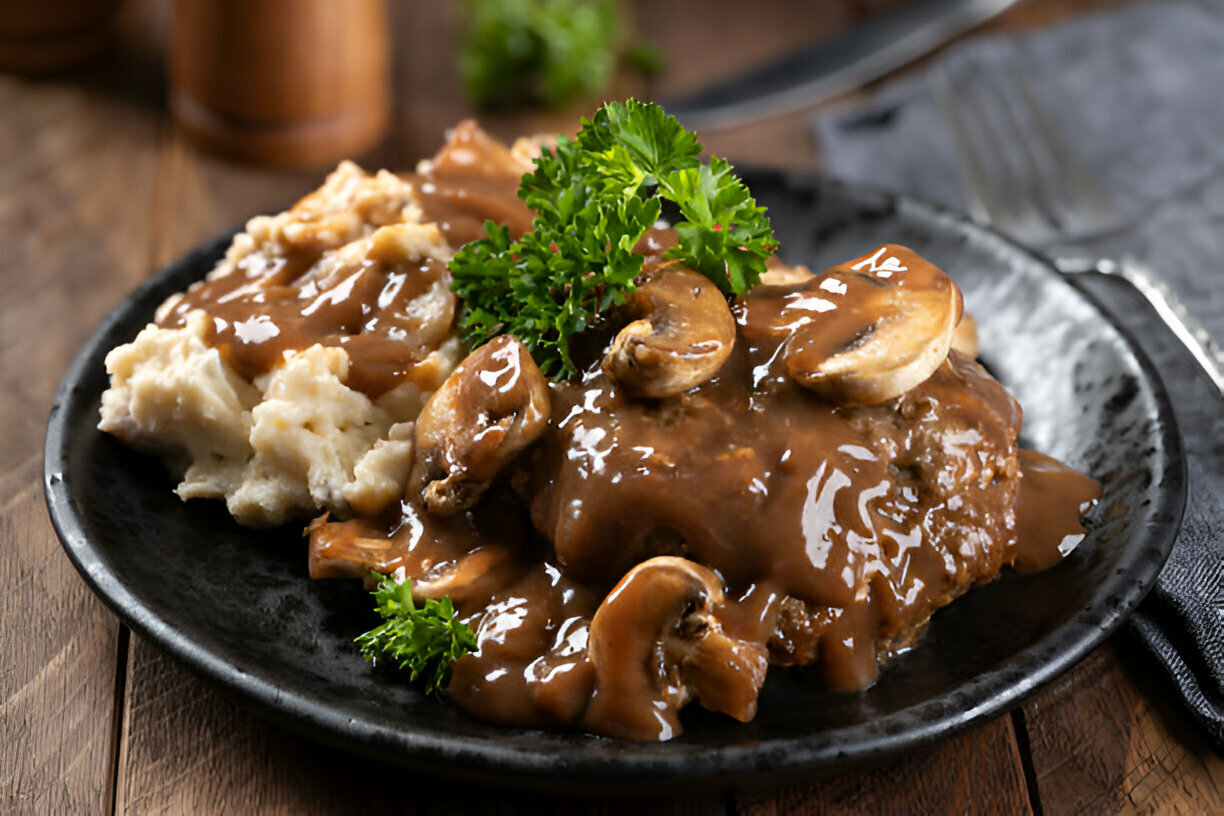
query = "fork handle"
xmin=1064 ymin=257 xmax=1224 ymax=398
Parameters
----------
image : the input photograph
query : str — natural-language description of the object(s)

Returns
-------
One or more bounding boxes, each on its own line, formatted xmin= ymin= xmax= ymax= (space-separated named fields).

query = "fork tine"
xmin=935 ymin=54 xmax=1224 ymax=396
xmin=1000 ymin=62 xmax=1128 ymax=238
xmin=971 ymin=60 xmax=1070 ymax=232
xmin=930 ymin=68 xmax=996 ymax=227
xmin=932 ymin=65 xmax=1055 ymax=247
xmin=961 ymin=62 xmax=1061 ymax=243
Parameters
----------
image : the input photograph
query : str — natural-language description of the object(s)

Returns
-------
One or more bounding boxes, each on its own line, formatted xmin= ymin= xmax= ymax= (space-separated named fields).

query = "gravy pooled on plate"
xmin=101 ymin=120 xmax=1099 ymax=741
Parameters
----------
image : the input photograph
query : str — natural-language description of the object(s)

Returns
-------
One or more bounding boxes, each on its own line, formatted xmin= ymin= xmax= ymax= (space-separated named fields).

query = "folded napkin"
xmin=812 ymin=0 xmax=1224 ymax=751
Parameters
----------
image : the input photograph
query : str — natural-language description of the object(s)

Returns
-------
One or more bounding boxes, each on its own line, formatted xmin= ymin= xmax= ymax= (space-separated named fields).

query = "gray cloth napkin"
xmin=812 ymin=0 xmax=1224 ymax=751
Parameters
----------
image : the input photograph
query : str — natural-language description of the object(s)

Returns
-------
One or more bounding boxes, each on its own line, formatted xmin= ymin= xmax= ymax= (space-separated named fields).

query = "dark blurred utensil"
xmin=932 ymin=59 xmax=1224 ymax=396
xmin=0 ymin=0 xmax=119 ymax=73
xmin=663 ymin=0 xmax=1018 ymax=131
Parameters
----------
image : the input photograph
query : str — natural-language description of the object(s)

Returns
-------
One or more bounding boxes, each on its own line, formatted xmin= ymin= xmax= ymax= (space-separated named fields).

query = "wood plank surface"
xmin=0 ymin=3 xmax=164 ymax=811
xmin=736 ymin=716 xmax=1033 ymax=815
xmin=116 ymin=637 xmax=732 ymax=815
xmin=3 ymin=0 xmax=1221 ymax=813
xmin=1022 ymin=643 xmax=1224 ymax=814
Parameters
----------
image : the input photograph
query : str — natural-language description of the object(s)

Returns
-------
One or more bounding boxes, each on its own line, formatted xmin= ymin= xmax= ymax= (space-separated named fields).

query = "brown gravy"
xmin=1012 ymin=449 xmax=1101 ymax=573
xmin=166 ymin=122 xmax=1098 ymax=740
xmin=156 ymin=122 xmax=533 ymax=397
xmin=308 ymin=261 xmax=1098 ymax=739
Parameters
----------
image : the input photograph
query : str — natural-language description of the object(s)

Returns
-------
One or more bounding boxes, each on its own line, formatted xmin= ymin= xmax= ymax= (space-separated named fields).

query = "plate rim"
xmin=42 ymin=172 xmax=1187 ymax=790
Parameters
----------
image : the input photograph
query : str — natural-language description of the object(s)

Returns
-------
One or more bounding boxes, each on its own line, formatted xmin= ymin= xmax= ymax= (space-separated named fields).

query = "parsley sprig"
xmin=355 ymin=573 xmax=477 ymax=694
xmin=449 ymin=99 xmax=778 ymax=379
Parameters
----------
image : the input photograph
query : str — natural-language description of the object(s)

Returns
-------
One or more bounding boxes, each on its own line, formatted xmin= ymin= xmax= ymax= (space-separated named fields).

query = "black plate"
xmin=44 ymin=172 xmax=1185 ymax=792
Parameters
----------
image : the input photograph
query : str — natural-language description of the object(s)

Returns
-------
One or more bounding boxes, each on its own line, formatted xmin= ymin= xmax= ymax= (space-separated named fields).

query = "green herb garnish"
xmin=457 ymin=0 xmax=618 ymax=108
xmin=355 ymin=573 xmax=477 ymax=694
xmin=449 ymin=99 xmax=778 ymax=379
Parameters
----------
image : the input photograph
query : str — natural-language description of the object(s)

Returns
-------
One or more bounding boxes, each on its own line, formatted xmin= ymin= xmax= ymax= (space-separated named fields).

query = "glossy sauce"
xmin=1012 ymin=449 xmax=1101 ymax=573
xmin=235 ymin=124 xmax=1100 ymax=740
xmin=309 ymin=264 xmax=1099 ymax=740
xmin=410 ymin=121 xmax=536 ymax=248
xmin=156 ymin=122 xmax=533 ymax=397
xmin=527 ymin=350 xmax=1026 ymax=695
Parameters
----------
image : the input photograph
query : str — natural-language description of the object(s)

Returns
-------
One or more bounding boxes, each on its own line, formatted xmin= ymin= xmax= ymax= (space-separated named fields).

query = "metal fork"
xmin=932 ymin=59 xmax=1224 ymax=397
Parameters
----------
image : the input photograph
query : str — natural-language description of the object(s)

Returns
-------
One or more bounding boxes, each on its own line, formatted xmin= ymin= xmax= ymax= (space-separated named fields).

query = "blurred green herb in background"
xmin=458 ymin=0 xmax=657 ymax=108
xmin=625 ymin=40 xmax=664 ymax=79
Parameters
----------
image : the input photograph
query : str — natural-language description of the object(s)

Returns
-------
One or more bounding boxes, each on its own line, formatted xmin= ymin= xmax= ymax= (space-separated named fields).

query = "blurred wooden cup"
xmin=169 ymin=0 xmax=390 ymax=168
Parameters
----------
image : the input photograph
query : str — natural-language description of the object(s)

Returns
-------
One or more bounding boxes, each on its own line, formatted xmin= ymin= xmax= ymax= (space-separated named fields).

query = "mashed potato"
xmin=99 ymin=161 xmax=464 ymax=527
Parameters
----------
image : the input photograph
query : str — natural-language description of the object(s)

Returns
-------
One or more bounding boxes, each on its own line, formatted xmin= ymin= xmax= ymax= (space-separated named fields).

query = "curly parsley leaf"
xmin=661 ymin=157 xmax=777 ymax=294
xmin=355 ymin=573 xmax=477 ymax=695
xmin=582 ymin=99 xmax=702 ymax=180
xmin=449 ymin=99 xmax=778 ymax=380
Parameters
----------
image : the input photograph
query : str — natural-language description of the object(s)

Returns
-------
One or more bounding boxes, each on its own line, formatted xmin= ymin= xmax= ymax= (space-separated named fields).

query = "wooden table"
xmin=4 ymin=0 xmax=1221 ymax=812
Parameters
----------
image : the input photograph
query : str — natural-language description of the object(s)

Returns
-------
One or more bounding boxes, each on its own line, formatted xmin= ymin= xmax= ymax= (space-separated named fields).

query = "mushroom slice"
xmin=602 ymin=263 xmax=736 ymax=399
xmin=410 ymin=546 xmax=529 ymax=609
xmin=582 ymin=556 xmax=769 ymax=741
xmin=951 ymin=312 xmax=979 ymax=359
xmin=411 ymin=335 xmax=550 ymax=516
xmin=785 ymin=244 xmax=963 ymax=405
xmin=308 ymin=523 xmax=518 ymax=608
xmin=759 ymin=255 xmax=814 ymax=286
xmin=307 ymin=515 xmax=407 ymax=581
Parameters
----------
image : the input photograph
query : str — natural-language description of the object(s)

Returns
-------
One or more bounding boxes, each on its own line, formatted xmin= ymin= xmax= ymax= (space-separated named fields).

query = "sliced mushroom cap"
xmin=759 ymin=255 xmax=815 ymax=286
xmin=602 ymin=263 xmax=736 ymax=399
xmin=951 ymin=312 xmax=979 ymax=358
xmin=409 ymin=546 xmax=528 ymax=609
xmin=308 ymin=523 xmax=519 ymax=608
xmin=581 ymin=556 xmax=769 ymax=741
xmin=306 ymin=496 xmax=527 ymax=607
xmin=784 ymin=244 xmax=963 ymax=405
xmin=307 ymin=514 xmax=406 ymax=581
xmin=411 ymin=334 xmax=551 ymax=515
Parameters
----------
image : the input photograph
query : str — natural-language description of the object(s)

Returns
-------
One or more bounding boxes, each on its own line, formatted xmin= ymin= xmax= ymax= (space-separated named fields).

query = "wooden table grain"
xmin=4 ymin=1 xmax=1222 ymax=813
